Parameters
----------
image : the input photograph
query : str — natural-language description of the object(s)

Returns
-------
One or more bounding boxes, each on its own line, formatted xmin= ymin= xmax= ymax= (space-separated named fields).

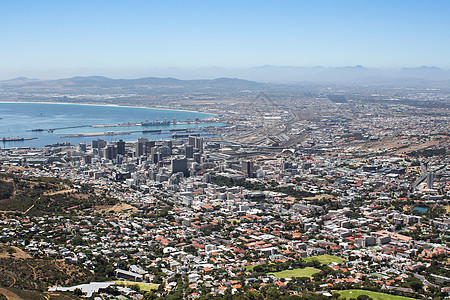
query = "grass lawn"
xmin=114 ymin=281 xmax=159 ymax=291
xmin=338 ymin=290 xmax=415 ymax=300
xmin=268 ymin=267 xmax=320 ymax=278
xmin=245 ymin=265 xmax=256 ymax=271
xmin=303 ymin=254 xmax=345 ymax=264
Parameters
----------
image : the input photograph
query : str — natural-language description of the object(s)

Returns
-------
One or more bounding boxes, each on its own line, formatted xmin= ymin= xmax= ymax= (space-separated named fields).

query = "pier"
xmin=36 ymin=119 xmax=220 ymax=132
xmin=58 ymin=128 xmax=207 ymax=138
xmin=60 ymin=131 xmax=134 ymax=138
xmin=2 ymin=137 xmax=38 ymax=142
xmin=48 ymin=125 xmax=91 ymax=132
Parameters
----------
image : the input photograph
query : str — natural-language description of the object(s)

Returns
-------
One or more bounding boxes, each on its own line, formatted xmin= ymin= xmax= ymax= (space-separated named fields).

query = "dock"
xmin=2 ymin=137 xmax=38 ymax=142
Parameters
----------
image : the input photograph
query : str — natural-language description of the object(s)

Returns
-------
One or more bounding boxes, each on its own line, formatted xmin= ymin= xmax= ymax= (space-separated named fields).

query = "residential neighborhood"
xmin=0 ymin=100 xmax=449 ymax=299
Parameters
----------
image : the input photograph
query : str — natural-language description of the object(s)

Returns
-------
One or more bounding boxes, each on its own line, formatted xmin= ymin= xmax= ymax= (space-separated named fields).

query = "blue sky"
xmin=1 ymin=0 xmax=449 ymax=79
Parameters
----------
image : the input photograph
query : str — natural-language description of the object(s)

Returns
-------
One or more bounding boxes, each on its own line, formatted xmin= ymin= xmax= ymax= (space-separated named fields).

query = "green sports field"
xmin=338 ymin=289 xmax=415 ymax=300
xmin=114 ymin=281 xmax=159 ymax=291
xmin=268 ymin=267 xmax=320 ymax=278
xmin=303 ymin=254 xmax=345 ymax=264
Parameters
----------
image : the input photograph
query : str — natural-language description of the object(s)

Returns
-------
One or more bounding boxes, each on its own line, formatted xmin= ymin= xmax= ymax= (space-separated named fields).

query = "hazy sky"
xmin=1 ymin=0 xmax=449 ymax=79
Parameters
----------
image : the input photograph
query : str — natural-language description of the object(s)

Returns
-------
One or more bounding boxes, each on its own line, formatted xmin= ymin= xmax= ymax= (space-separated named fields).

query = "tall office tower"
xmin=171 ymin=156 xmax=189 ymax=177
xmin=185 ymin=145 xmax=194 ymax=158
xmin=136 ymin=138 xmax=149 ymax=157
xmin=426 ymin=171 xmax=435 ymax=189
xmin=117 ymin=140 xmax=126 ymax=155
xmin=152 ymin=152 xmax=161 ymax=164
xmin=104 ymin=144 xmax=118 ymax=160
xmin=145 ymin=141 xmax=156 ymax=154
xmin=241 ymin=160 xmax=254 ymax=178
xmin=189 ymin=136 xmax=204 ymax=152
xmin=163 ymin=140 xmax=173 ymax=155
xmin=196 ymin=137 xmax=204 ymax=153
xmin=188 ymin=136 xmax=196 ymax=147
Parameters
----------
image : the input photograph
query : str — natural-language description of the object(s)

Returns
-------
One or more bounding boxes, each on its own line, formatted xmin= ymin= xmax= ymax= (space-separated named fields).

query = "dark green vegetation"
xmin=0 ymin=244 xmax=86 ymax=299
xmin=0 ymin=173 xmax=117 ymax=215
xmin=0 ymin=180 xmax=14 ymax=200
xmin=408 ymin=147 xmax=446 ymax=158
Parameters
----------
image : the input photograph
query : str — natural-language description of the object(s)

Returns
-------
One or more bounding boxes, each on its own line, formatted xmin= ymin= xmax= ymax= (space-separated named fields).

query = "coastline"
xmin=0 ymin=100 xmax=217 ymax=118
xmin=0 ymin=101 xmax=224 ymax=148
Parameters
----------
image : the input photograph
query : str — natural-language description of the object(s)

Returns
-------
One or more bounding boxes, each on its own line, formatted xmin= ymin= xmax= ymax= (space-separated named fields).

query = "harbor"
xmin=0 ymin=102 xmax=223 ymax=147
xmin=23 ymin=119 xmax=221 ymax=133
xmin=59 ymin=128 xmax=207 ymax=138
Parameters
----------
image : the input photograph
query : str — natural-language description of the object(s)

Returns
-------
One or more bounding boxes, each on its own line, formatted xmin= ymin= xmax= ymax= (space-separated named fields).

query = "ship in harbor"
xmin=142 ymin=129 xmax=162 ymax=134
xmin=172 ymin=133 xmax=200 ymax=138
xmin=2 ymin=137 xmax=38 ymax=142
xmin=140 ymin=117 xmax=170 ymax=126
xmin=169 ymin=128 xmax=192 ymax=132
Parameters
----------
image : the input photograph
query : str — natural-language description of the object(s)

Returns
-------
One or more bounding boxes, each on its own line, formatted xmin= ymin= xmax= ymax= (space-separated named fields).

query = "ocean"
xmin=0 ymin=102 xmax=222 ymax=148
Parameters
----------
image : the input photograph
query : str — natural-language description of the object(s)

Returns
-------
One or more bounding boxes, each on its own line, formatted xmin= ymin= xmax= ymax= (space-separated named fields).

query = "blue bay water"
xmin=0 ymin=102 xmax=222 ymax=148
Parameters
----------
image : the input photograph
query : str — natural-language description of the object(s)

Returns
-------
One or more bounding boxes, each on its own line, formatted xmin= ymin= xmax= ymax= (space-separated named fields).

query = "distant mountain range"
xmin=1 ymin=65 xmax=450 ymax=89
xmin=0 ymin=76 xmax=269 ymax=92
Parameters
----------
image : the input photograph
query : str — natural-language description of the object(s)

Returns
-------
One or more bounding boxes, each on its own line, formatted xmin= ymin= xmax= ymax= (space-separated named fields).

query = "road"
xmin=414 ymin=273 xmax=438 ymax=288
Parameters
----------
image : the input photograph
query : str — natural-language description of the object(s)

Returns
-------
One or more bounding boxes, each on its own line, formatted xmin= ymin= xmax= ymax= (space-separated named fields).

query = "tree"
xmin=405 ymin=277 xmax=423 ymax=293
xmin=243 ymin=291 xmax=263 ymax=300
xmin=73 ymin=288 xmax=83 ymax=296
xmin=72 ymin=235 xmax=84 ymax=246
xmin=267 ymin=288 xmax=281 ymax=300
xmin=144 ymin=291 xmax=157 ymax=300
xmin=105 ymin=265 xmax=115 ymax=277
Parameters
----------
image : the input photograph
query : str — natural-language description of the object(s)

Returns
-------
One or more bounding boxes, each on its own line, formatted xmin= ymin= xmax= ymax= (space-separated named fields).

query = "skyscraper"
xmin=185 ymin=145 xmax=194 ymax=158
xmin=145 ymin=140 xmax=156 ymax=154
xmin=188 ymin=136 xmax=204 ymax=153
xmin=426 ymin=172 xmax=435 ymax=189
xmin=241 ymin=160 xmax=254 ymax=178
xmin=136 ymin=138 xmax=149 ymax=157
xmin=104 ymin=144 xmax=118 ymax=160
xmin=117 ymin=140 xmax=126 ymax=155
xmin=163 ymin=140 xmax=173 ymax=155
xmin=171 ymin=156 xmax=188 ymax=177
